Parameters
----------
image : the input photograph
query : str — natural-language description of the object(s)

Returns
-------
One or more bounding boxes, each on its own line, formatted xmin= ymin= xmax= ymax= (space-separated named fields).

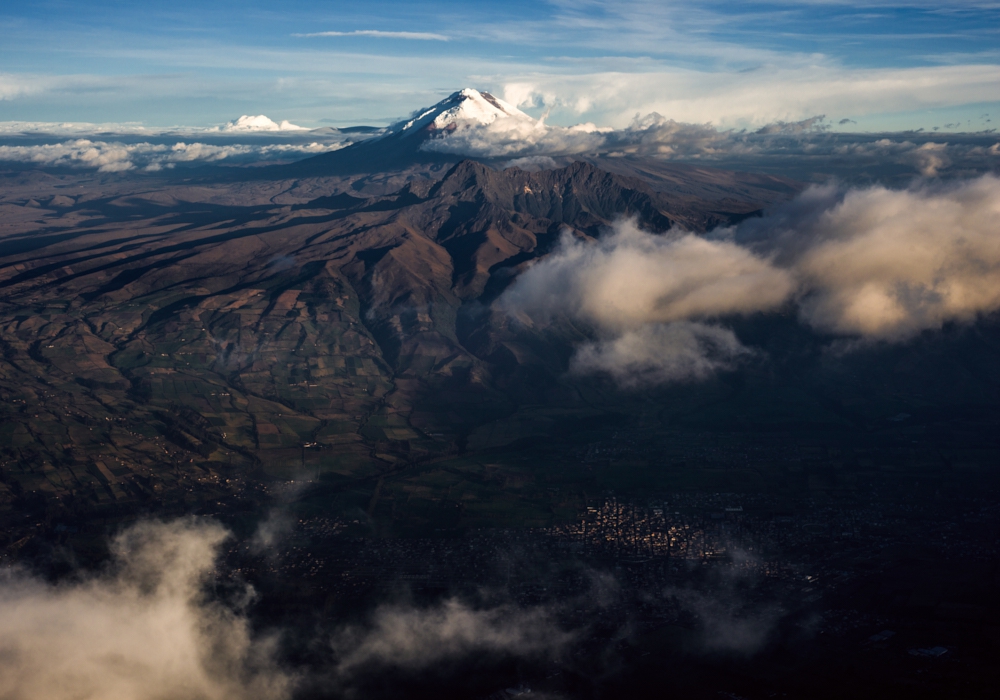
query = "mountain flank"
xmin=0 ymin=157 xmax=796 ymax=483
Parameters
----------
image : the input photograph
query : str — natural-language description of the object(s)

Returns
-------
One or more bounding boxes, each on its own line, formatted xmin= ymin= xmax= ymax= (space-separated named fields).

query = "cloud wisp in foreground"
xmin=498 ymin=219 xmax=791 ymax=385
xmin=0 ymin=518 xmax=579 ymax=699
xmin=499 ymin=175 xmax=1000 ymax=385
xmin=0 ymin=519 xmax=292 ymax=700
xmin=332 ymin=598 xmax=573 ymax=677
xmin=570 ymin=322 xmax=753 ymax=388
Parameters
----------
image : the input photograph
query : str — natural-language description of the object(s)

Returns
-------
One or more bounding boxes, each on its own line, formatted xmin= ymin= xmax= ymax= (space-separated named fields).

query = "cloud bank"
xmin=499 ymin=175 xmax=1000 ymax=385
xmin=500 ymin=64 xmax=1000 ymax=130
xmin=0 ymin=138 xmax=345 ymax=172
xmin=0 ymin=519 xmax=292 ymax=700
xmin=767 ymin=176 xmax=1000 ymax=338
xmin=2 ymin=104 xmax=996 ymax=179
xmin=422 ymin=111 xmax=753 ymax=161
xmin=422 ymin=111 xmax=1000 ymax=178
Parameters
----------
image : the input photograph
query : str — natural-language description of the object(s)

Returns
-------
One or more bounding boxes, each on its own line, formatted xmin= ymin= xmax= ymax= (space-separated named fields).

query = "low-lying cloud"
xmin=499 ymin=175 xmax=1000 ymax=384
xmin=571 ymin=322 xmax=752 ymax=387
xmin=498 ymin=221 xmax=790 ymax=384
xmin=332 ymin=598 xmax=573 ymax=676
xmin=0 ymin=138 xmax=345 ymax=172
xmin=666 ymin=548 xmax=785 ymax=656
xmin=499 ymin=223 xmax=793 ymax=332
xmin=0 ymin=519 xmax=292 ymax=700
xmin=0 ymin=73 xmax=46 ymax=101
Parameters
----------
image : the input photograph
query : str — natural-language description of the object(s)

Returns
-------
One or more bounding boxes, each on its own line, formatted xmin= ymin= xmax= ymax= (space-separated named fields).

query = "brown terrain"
xmin=0 ymin=158 xmax=799 ymax=514
xmin=2 ymin=138 xmax=999 ymax=700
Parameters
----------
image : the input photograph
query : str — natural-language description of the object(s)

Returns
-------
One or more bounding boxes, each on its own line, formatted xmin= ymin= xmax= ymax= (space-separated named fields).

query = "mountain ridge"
xmin=0 ymin=156 xmax=798 ymax=475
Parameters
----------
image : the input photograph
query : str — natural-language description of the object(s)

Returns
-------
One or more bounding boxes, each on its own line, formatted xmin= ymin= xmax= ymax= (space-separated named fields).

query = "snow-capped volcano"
xmin=286 ymin=88 xmax=537 ymax=174
xmin=220 ymin=115 xmax=307 ymax=132
xmin=387 ymin=88 xmax=533 ymax=136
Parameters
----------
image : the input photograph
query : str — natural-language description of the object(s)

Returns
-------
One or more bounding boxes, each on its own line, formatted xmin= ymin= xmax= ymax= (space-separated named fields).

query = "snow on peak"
xmin=390 ymin=89 xmax=533 ymax=136
xmin=221 ymin=115 xmax=307 ymax=132
xmin=432 ymin=89 xmax=530 ymax=128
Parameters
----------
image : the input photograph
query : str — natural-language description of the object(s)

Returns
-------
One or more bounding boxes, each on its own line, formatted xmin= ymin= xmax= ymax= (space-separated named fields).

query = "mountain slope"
xmin=1 ymin=154 xmax=998 ymax=528
xmin=278 ymin=89 xmax=802 ymax=212
xmin=288 ymin=89 xmax=527 ymax=175
xmin=0 ymin=158 xmax=790 ymax=477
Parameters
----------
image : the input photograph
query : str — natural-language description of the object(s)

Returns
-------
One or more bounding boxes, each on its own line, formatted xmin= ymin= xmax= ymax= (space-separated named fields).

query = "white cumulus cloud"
xmin=499 ymin=221 xmax=793 ymax=332
xmin=499 ymin=175 xmax=1000 ymax=385
xmin=499 ymin=220 xmax=791 ymax=384
xmin=776 ymin=175 xmax=1000 ymax=339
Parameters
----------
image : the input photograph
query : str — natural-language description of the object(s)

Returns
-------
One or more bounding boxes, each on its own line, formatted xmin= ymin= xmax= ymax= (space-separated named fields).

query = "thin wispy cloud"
xmin=293 ymin=30 xmax=449 ymax=41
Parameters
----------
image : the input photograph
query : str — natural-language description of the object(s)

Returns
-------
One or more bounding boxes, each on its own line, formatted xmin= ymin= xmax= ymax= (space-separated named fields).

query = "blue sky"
xmin=1 ymin=1 xmax=998 ymax=131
